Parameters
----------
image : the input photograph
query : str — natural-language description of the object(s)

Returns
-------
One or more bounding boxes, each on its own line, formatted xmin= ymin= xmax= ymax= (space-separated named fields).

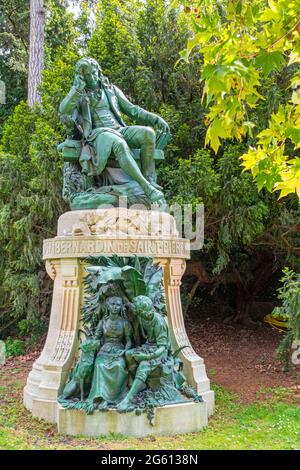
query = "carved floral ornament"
xmin=62 ymin=209 xmax=179 ymax=238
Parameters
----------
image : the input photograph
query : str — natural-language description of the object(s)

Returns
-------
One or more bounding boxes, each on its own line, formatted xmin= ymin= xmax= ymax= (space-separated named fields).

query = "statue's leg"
xmin=125 ymin=350 xmax=138 ymax=385
xmin=80 ymin=378 xmax=84 ymax=401
xmin=111 ymin=136 xmax=164 ymax=204
xmin=117 ymin=360 xmax=149 ymax=412
xmin=121 ymin=126 xmax=156 ymax=183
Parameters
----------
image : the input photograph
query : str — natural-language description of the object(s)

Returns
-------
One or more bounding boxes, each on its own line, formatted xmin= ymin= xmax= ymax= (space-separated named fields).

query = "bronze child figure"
xmin=117 ymin=295 xmax=170 ymax=412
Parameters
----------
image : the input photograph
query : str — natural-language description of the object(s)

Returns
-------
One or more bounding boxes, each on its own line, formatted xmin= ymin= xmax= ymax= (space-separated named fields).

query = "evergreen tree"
xmin=0 ymin=8 xmax=79 ymax=337
xmin=0 ymin=0 xmax=30 ymax=129
xmin=87 ymin=0 xmax=142 ymax=97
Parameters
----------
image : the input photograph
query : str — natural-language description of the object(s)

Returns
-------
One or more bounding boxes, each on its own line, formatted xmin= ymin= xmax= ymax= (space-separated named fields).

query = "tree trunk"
xmin=28 ymin=0 xmax=45 ymax=107
xmin=231 ymin=253 xmax=274 ymax=324
xmin=234 ymin=284 xmax=254 ymax=325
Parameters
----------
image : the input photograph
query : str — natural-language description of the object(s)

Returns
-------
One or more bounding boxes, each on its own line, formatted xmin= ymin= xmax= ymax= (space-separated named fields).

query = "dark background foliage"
xmin=0 ymin=0 xmax=299 ymax=348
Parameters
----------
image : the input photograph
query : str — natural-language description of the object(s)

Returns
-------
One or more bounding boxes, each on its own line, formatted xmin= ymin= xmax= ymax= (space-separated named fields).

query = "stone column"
xmin=23 ymin=258 xmax=82 ymax=422
xmin=156 ymin=258 xmax=214 ymax=415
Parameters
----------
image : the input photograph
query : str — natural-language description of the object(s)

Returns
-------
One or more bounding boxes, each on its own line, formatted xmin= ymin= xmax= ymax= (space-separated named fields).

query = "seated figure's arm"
xmin=94 ymin=320 xmax=103 ymax=340
xmin=149 ymin=345 xmax=165 ymax=360
xmin=114 ymin=86 xmax=169 ymax=133
xmin=124 ymin=321 xmax=133 ymax=351
xmin=134 ymin=345 xmax=166 ymax=362
xmin=140 ymin=319 xmax=169 ymax=360
xmin=59 ymin=76 xmax=85 ymax=116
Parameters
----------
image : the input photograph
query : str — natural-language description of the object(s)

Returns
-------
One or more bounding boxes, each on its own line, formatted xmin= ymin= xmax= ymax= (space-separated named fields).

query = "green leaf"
xmin=285 ymin=127 xmax=300 ymax=146
xmin=186 ymin=31 xmax=212 ymax=57
xmin=255 ymin=51 xmax=284 ymax=77
xmin=86 ymin=264 xmax=146 ymax=301
xmin=145 ymin=266 xmax=163 ymax=301
xmin=255 ymin=172 xmax=269 ymax=191
xmin=236 ymin=0 xmax=242 ymax=15
xmin=244 ymin=6 xmax=254 ymax=26
xmin=86 ymin=266 xmax=123 ymax=284
xmin=121 ymin=265 xmax=146 ymax=300
xmin=291 ymin=90 xmax=300 ymax=105
xmin=206 ymin=119 xmax=229 ymax=153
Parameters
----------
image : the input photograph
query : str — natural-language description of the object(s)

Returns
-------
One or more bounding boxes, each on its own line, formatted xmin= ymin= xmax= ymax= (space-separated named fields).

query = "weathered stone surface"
xmin=57 ymin=208 xmax=179 ymax=238
xmin=57 ymin=401 xmax=208 ymax=437
xmin=43 ymin=208 xmax=189 ymax=260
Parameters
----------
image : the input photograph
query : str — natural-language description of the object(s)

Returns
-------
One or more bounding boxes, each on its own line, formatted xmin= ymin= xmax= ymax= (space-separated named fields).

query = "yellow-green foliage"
xmin=173 ymin=0 xmax=300 ymax=198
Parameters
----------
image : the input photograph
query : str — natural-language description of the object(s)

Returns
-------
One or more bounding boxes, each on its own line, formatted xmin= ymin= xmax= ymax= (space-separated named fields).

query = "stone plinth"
xmin=24 ymin=208 xmax=214 ymax=434
xmin=57 ymin=401 xmax=207 ymax=438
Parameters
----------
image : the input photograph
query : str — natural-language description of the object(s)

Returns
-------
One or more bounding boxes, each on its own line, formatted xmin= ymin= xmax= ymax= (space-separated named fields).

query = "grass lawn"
xmin=0 ymin=368 xmax=299 ymax=450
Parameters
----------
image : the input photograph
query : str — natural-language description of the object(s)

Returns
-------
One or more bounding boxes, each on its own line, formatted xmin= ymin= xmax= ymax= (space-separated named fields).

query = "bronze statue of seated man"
xmin=59 ymin=57 xmax=171 ymax=208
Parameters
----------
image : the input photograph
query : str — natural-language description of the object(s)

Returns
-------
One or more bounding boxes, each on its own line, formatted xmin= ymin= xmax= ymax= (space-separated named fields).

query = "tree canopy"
xmin=172 ymin=0 xmax=300 ymax=198
xmin=0 ymin=0 xmax=299 ymax=337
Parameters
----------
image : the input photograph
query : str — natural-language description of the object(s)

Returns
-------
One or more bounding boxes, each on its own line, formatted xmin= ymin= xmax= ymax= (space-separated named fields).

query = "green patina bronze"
xmin=87 ymin=296 xmax=132 ymax=410
xmin=59 ymin=58 xmax=171 ymax=210
xmin=60 ymin=338 xmax=100 ymax=402
xmin=58 ymin=257 xmax=202 ymax=423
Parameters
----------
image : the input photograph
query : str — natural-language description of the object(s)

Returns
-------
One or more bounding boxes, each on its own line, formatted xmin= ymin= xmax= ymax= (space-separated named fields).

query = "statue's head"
xmin=106 ymin=296 xmax=124 ymax=316
xmin=132 ymin=295 xmax=154 ymax=321
xmin=75 ymin=57 xmax=104 ymax=89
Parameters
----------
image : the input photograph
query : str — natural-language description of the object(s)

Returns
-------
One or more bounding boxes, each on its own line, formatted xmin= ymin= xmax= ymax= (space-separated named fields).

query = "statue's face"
xmin=133 ymin=296 xmax=154 ymax=321
xmin=83 ymin=64 xmax=99 ymax=89
xmin=107 ymin=297 xmax=123 ymax=315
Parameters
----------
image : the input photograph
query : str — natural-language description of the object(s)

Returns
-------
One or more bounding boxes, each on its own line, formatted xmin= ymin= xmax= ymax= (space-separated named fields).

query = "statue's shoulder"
xmin=122 ymin=316 xmax=131 ymax=326
xmin=153 ymin=311 xmax=167 ymax=329
xmin=109 ymin=84 xmax=126 ymax=100
xmin=122 ymin=317 xmax=133 ymax=334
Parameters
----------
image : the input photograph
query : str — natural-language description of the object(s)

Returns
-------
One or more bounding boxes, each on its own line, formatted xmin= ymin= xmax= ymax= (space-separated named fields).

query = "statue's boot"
xmin=147 ymin=178 xmax=163 ymax=190
xmin=116 ymin=398 xmax=135 ymax=413
xmin=146 ymin=187 xmax=165 ymax=204
xmin=117 ymin=378 xmax=145 ymax=413
xmin=146 ymin=188 xmax=168 ymax=210
xmin=98 ymin=400 xmax=108 ymax=411
xmin=116 ymin=147 xmax=165 ymax=203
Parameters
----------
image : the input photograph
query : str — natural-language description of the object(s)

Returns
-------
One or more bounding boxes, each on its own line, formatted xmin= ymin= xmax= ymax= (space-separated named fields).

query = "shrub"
xmin=273 ymin=268 xmax=300 ymax=370
xmin=5 ymin=337 xmax=25 ymax=357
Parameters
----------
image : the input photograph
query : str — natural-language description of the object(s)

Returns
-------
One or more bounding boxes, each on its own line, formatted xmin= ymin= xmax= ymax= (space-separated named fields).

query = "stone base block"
xmin=57 ymin=401 xmax=207 ymax=438
xmin=201 ymin=390 xmax=215 ymax=416
xmin=24 ymin=388 xmax=58 ymax=423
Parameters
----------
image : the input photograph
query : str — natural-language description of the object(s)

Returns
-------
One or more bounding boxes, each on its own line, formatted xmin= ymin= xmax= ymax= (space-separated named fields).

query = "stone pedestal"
xmin=57 ymin=401 xmax=207 ymax=438
xmin=24 ymin=208 xmax=214 ymax=433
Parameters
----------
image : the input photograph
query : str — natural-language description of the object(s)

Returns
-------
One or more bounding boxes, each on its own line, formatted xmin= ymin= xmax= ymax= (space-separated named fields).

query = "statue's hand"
xmin=73 ymin=75 xmax=86 ymax=93
xmin=133 ymin=352 xmax=148 ymax=362
xmin=155 ymin=116 xmax=170 ymax=134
